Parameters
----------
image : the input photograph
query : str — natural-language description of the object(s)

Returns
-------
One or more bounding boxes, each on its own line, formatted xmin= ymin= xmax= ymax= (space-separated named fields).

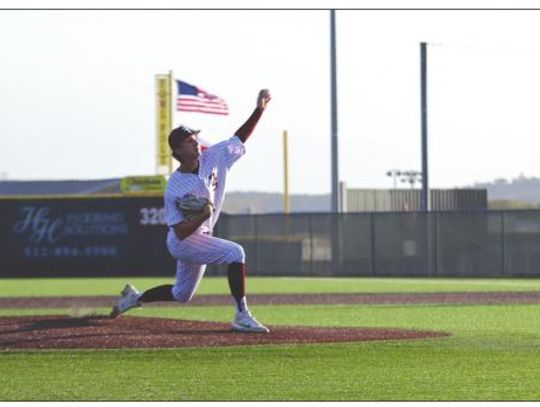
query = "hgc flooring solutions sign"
xmin=1 ymin=197 xmax=174 ymax=277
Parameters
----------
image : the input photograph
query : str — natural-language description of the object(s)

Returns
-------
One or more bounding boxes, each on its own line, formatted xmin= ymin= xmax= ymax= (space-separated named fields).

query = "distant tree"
xmin=488 ymin=200 xmax=540 ymax=210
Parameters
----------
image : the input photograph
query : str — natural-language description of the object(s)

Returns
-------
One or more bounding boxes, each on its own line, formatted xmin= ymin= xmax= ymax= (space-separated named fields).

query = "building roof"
xmin=0 ymin=179 xmax=121 ymax=196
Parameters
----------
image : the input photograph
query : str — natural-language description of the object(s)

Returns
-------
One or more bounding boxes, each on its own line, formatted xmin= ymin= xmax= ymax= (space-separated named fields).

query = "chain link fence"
xmin=2 ymin=195 xmax=539 ymax=278
xmin=210 ymin=210 xmax=540 ymax=277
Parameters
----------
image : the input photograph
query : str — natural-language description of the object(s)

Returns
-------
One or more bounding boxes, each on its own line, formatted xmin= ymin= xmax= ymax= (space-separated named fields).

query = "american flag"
xmin=176 ymin=80 xmax=229 ymax=115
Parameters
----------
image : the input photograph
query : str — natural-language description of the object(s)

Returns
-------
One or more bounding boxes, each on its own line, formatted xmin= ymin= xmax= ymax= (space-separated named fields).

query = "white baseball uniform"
xmin=164 ymin=135 xmax=246 ymax=302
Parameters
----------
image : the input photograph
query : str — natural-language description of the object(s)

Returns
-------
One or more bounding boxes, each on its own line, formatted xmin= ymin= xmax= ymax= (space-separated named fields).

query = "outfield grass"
xmin=1 ymin=277 xmax=540 ymax=400
xmin=2 ymin=276 xmax=540 ymax=297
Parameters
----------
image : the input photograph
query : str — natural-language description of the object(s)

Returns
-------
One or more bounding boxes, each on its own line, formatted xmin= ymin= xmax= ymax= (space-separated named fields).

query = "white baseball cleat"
xmin=110 ymin=284 xmax=141 ymax=318
xmin=231 ymin=310 xmax=270 ymax=333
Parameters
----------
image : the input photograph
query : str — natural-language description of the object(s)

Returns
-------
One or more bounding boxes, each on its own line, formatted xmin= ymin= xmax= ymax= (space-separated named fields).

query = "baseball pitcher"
xmin=110 ymin=89 xmax=272 ymax=333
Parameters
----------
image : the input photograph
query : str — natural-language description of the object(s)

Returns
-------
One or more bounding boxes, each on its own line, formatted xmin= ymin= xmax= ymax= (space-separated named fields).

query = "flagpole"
xmin=283 ymin=130 xmax=290 ymax=214
xmin=168 ymin=70 xmax=174 ymax=176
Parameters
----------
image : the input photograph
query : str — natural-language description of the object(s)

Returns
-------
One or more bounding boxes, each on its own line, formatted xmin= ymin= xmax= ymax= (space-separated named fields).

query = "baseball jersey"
xmin=164 ymin=135 xmax=245 ymax=242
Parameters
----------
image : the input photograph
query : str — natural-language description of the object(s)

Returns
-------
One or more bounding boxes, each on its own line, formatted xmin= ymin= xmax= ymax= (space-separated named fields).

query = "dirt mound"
xmin=0 ymin=315 xmax=448 ymax=351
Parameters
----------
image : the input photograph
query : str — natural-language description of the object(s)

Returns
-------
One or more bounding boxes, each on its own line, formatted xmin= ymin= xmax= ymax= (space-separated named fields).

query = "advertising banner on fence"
xmin=0 ymin=197 xmax=174 ymax=277
xmin=120 ymin=175 xmax=166 ymax=195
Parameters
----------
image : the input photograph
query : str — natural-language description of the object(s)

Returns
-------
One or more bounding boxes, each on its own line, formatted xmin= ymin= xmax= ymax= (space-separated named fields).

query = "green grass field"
xmin=3 ymin=276 xmax=540 ymax=296
xmin=1 ymin=277 xmax=540 ymax=401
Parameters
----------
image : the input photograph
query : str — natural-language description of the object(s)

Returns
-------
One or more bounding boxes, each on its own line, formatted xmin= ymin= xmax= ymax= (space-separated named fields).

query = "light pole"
xmin=330 ymin=9 xmax=339 ymax=213
xmin=387 ymin=169 xmax=422 ymax=189
xmin=386 ymin=169 xmax=402 ymax=189
xmin=420 ymin=42 xmax=429 ymax=211
xmin=400 ymin=170 xmax=423 ymax=189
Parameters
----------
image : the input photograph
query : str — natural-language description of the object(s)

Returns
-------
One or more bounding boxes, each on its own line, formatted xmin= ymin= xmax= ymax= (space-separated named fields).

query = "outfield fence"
xmin=1 ymin=196 xmax=539 ymax=277
xmin=212 ymin=210 xmax=540 ymax=277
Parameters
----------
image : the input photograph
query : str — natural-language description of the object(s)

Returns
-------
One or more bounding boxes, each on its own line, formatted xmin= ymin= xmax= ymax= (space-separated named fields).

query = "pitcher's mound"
xmin=0 ymin=315 xmax=449 ymax=351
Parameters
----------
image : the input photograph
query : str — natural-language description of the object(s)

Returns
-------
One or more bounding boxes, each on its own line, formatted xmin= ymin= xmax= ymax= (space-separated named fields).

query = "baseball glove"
xmin=176 ymin=194 xmax=212 ymax=220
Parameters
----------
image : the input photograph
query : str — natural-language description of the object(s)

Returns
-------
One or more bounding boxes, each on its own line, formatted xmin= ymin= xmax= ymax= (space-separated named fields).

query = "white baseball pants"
xmin=166 ymin=232 xmax=245 ymax=302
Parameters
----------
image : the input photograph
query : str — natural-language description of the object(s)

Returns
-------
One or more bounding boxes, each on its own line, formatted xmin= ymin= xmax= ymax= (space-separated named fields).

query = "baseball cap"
xmin=168 ymin=125 xmax=201 ymax=150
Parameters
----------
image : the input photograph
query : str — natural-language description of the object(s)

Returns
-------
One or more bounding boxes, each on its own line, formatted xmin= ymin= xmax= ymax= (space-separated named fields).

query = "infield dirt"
xmin=2 ymin=291 xmax=532 ymax=351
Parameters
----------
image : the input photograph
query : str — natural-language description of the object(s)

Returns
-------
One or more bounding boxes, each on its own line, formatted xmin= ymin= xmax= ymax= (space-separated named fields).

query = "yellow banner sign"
xmin=155 ymin=74 xmax=172 ymax=173
xmin=120 ymin=176 xmax=166 ymax=194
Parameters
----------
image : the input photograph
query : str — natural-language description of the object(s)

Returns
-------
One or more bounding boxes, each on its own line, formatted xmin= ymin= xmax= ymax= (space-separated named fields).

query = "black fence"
xmin=1 ymin=196 xmax=540 ymax=278
xmin=213 ymin=210 xmax=540 ymax=278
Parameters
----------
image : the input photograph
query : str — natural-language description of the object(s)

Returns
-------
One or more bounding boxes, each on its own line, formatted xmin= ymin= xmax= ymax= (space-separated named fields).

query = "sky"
xmin=2 ymin=7 xmax=540 ymax=194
